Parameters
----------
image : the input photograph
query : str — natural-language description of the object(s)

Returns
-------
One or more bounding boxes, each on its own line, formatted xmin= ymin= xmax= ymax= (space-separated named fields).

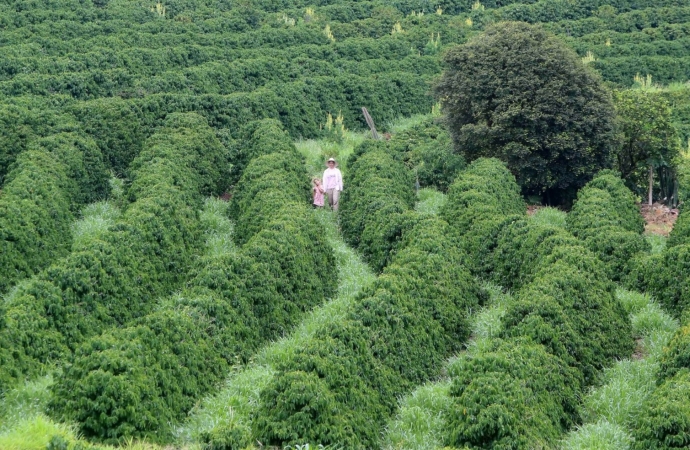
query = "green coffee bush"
xmin=0 ymin=113 xmax=219 ymax=394
xmin=497 ymin=243 xmax=633 ymax=385
xmin=632 ymin=370 xmax=690 ymax=450
xmin=567 ymin=172 xmax=648 ymax=279
xmin=253 ymin=216 xmax=482 ymax=448
xmin=254 ymin=320 xmax=398 ymax=448
xmin=340 ymin=142 xmax=415 ymax=270
xmin=228 ymin=118 xmax=298 ymax=185
xmin=50 ymin=128 xmax=336 ymax=442
xmin=129 ymin=112 xmax=230 ymax=197
xmin=232 ymin=156 xmax=310 ymax=243
xmin=582 ymin=226 xmax=650 ymax=278
xmin=446 ymin=340 xmax=581 ymax=449
xmin=441 ymin=158 xmax=526 ymax=275
xmin=668 ymin=204 xmax=689 ymax=247
xmin=626 ymin=245 xmax=690 ymax=318
xmin=68 ymin=97 xmax=145 ymax=176
xmin=0 ymin=150 xmax=73 ymax=293
xmin=386 ymin=117 xmax=465 ymax=192
xmin=658 ymin=325 xmax=690 ymax=384
xmin=31 ymin=132 xmax=110 ymax=205
xmin=491 ymin=219 xmax=580 ymax=290
xmin=584 ymin=170 xmax=645 ymax=234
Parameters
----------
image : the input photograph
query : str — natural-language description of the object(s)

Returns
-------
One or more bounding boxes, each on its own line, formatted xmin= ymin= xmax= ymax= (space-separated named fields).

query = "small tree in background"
xmin=436 ymin=21 xmax=616 ymax=205
xmin=614 ymin=89 xmax=680 ymax=205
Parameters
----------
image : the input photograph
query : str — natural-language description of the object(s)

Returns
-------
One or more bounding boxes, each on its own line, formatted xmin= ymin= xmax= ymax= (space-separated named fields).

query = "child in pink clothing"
xmin=312 ymin=178 xmax=325 ymax=207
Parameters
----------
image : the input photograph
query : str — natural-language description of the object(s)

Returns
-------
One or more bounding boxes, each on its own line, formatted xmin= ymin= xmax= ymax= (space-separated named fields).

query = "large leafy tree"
xmin=436 ymin=21 xmax=616 ymax=205
xmin=614 ymin=89 xmax=680 ymax=205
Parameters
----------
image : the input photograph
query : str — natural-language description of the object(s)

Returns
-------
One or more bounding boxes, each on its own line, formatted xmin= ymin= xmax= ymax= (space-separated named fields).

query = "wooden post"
xmin=361 ymin=107 xmax=380 ymax=140
xmin=648 ymin=165 xmax=654 ymax=206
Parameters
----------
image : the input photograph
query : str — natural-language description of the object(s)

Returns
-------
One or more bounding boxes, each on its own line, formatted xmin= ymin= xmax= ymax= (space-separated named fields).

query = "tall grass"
xmin=385 ymin=113 xmax=435 ymax=135
xmin=200 ymin=197 xmax=235 ymax=257
xmin=645 ymin=233 xmax=667 ymax=255
xmin=530 ymin=206 xmax=567 ymax=228
xmin=71 ymin=201 xmax=121 ymax=250
xmin=177 ymin=208 xmax=376 ymax=444
xmin=295 ymin=131 xmax=366 ymax=178
xmin=416 ymin=188 xmax=446 ymax=215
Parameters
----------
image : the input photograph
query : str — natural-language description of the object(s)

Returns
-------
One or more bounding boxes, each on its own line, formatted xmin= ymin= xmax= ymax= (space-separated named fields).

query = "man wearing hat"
xmin=322 ymin=157 xmax=343 ymax=211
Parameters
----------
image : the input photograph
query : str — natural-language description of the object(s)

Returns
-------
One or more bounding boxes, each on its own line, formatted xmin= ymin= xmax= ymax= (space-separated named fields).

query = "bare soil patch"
xmin=639 ymin=203 xmax=679 ymax=236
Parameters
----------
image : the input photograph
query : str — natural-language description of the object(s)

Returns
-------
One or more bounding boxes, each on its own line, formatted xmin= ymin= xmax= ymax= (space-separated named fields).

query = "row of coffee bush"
xmin=0 ymin=113 xmax=226 ymax=394
xmin=49 ymin=120 xmax=335 ymax=444
xmin=629 ymin=205 xmax=690 ymax=448
xmin=0 ymin=72 xmax=433 ymax=180
xmin=0 ymin=132 xmax=109 ymax=293
xmin=339 ymin=141 xmax=416 ymax=272
xmin=339 ymin=123 xmax=466 ymax=273
xmin=438 ymin=158 xmax=633 ymax=448
xmin=0 ymin=53 xmax=441 ymax=101
xmin=566 ymin=170 xmax=649 ymax=281
xmin=237 ymin=141 xmax=483 ymax=448
xmin=253 ymin=215 xmax=482 ymax=448
xmin=440 ymin=158 xmax=526 ymax=277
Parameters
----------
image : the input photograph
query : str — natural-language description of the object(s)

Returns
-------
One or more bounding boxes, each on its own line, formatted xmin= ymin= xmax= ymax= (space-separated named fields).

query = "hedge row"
xmin=251 ymin=215 xmax=483 ymax=448
xmin=49 ymin=121 xmax=335 ymax=444
xmin=625 ymin=202 xmax=690 ymax=448
xmin=0 ymin=113 xmax=226 ymax=395
xmin=0 ymin=54 xmax=442 ymax=101
xmin=630 ymin=302 xmax=690 ymax=447
xmin=0 ymin=112 xmax=110 ymax=292
xmin=668 ymin=203 xmax=690 ymax=248
xmin=0 ymin=143 xmax=79 ymax=293
xmin=339 ymin=140 xmax=416 ymax=272
xmin=47 ymin=72 xmax=432 ymax=174
xmin=0 ymin=104 xmax=81 ymax=183
xmin=440 ymin=157 xmax=526 ymax=276
xmin=440 ymin=159 xmax=632 ymax=448
xmin=566 ymin=170 xmax=648 ymax=281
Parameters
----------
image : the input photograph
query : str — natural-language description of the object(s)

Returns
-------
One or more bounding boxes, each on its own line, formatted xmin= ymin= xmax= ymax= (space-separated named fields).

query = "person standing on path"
xmin=322 ymin=157 xmax=343 ymax=211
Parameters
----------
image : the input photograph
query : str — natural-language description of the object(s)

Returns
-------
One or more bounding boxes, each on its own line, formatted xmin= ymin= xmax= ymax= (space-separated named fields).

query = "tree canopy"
xmin=613 ymin=89 xmax=680 ymax=202
xmin=436 ymin=21 xmax=617 ymax=205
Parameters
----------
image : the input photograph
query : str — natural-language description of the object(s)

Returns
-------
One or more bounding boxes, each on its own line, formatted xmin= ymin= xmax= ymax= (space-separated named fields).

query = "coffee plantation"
xmin=1 ymin=0 xmax=690 ymax=448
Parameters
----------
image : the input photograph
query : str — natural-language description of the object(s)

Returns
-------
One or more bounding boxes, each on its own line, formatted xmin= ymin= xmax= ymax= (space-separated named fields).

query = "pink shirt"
xmin=313 ymin=185 xmax=325 ymax=206
xmin=322 ymin=168 xmax=343 ymax=191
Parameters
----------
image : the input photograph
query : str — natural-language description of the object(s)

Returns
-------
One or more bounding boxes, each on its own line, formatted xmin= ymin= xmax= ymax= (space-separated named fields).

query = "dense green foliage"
xmin=216 ymin=144 xmax=482 ymax=448
xmin=340 ymin=140 xmax=416 ymax=272
xmin=0 ymin=113 xmax=224 ymax=395
xmin=437 ymin=21 xmax=616 ymax=204
xmin=614 ymin=90 xmax=681 ymax=199
xmin=440 ymin=158 xmax=526 ymax=276
xmin=632 ymin=370 xmax=690 ymax=450
xmin=440 ymin=158 xmax=632 ymax=449
xmin=0 ymin=0 xmax=689 ymax=446
xmin=668 ymin=203 xmax=690 ymax=247
xmin=386 ymin=116 xmax=465 ymax=193
xmin=49 ymin=123 xmax=335 ymax=443
xmin=0 ymin=150 xmax=73 ymax=294
xmin=251 ymin=216 xmax=482 ymax=448
xmin=566 ymin=170 xmax=648 ymax=280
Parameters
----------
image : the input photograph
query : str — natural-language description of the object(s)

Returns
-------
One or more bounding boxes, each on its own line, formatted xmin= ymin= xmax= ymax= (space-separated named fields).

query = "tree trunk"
xmin=648 ymin=165 xmax=654 ymax=206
